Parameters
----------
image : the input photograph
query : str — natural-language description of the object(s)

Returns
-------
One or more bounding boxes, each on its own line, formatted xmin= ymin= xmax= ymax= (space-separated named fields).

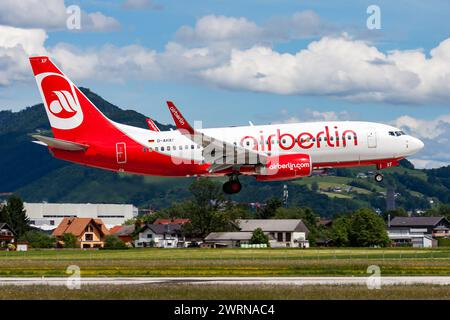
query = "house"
xmin=109 ymin=224 xmax=135 ymax=245
xmin=135 ymin=223 xmax=184 ymax=248
xmin=153 ymin=218 xmax=191 ymax=225
xmin=204 ymin=232 xmax=274 ymax=248
xmin=205 ymin=219 xmax=310 ymax=248
xmin=53 ymin=217 xmax=109 ymax=249
xmin=0 ymin=223 xmax=16 ymax=248
xmin=387 ymin=216 xmax=450 ymax=248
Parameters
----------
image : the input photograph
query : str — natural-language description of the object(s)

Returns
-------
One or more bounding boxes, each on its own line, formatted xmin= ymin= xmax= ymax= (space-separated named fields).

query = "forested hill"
xmin=1 ymin=89 xmax=449 ymax=217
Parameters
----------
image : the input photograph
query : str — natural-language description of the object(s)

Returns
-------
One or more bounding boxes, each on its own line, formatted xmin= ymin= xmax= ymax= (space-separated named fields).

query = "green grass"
xmin=1 ymin=248 xmax=450 ymax=277
xmin=1 ymin=284 xmax=449 ymax=300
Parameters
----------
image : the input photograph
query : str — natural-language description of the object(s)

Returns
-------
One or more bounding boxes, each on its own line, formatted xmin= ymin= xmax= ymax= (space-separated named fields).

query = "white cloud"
xmin=175 ymin=12 xmax=332 ymax=48
xmin=4 ymin=13 xmax=450 ymax=107
xmin=175 ymin=15 xmax=263 ymax=47
xmin=277 ymin=108 xmax=351 ymax=123
xmin=122 ymin=0 xmax=162 ymax=10
xmin=393 ymin=115 xmax=450 ymax=168
xmin=0 ymin=26 xmax=47 ymax=86
xmin=409 ymin=159 xmax=448 ymax=169
xmin=0 ymin=0 xmax=120 ymax=31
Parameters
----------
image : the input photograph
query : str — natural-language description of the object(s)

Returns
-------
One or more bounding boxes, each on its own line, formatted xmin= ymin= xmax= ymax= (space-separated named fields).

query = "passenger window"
xmin=330 ymin=137 xmax=333 ymax=141
xmin=197 ymin=145 xmax=201 ymax=149
xmin=160 ymin=147 xmax=164 ymax=151
xmin=179 ymin=146 xmax=182 ymax=150
xmin=167 ymin=146 xmax=171 ymax=151
xmin=155 ymin=147 xmax=158 ymax=151
xmin=348 ymin=136 xmax=351 ymax=140
xmin=246 ymin=141 xmax=250 ymax=146
xmin=191 ymin=145 xmax=194 ymax=149
xmin=185 ymin=145 xmax=189 ymax=149
xmin=142 ymin=147 xmax=147 ymax=152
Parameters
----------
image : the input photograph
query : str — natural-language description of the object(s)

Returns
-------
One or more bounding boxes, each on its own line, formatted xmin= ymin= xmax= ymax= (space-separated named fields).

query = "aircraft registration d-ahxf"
xmin=29 ymin=56 xmax=424 ymax=194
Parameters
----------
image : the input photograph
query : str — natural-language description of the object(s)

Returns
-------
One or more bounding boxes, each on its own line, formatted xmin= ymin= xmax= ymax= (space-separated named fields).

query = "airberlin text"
xmin=241 ymin=126 xmax=358 ymax=151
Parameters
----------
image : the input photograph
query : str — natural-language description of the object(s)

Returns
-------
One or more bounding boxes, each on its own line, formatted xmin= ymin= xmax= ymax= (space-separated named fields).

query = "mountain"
xmin=1 ymin=89 xmax=449 ymax=216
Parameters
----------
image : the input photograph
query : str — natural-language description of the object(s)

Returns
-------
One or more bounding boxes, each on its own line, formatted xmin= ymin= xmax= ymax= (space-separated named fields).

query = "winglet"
xmin=166 ymin=101 xmax=195 ymax=135
xmin=146 ymin=118 xmax=160 ymax=132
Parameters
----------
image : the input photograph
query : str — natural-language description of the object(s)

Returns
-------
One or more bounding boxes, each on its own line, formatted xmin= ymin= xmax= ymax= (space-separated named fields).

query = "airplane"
xmin=29 ymin=56 xmax=424 ymax=194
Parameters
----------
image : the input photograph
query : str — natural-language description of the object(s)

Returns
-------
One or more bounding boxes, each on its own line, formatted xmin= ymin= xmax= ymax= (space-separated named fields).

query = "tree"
xmin=256 ymin=198 xmax=282 ymax=219
xmin=330 ymin=216 xmax=351 ymax=247
xmin=179 ymin=178 xmax=236 ymax=237
xmin=104 ymin=235 xmax=128 ymax=249
xmin=383 ymin=207 xmax=408 ymax=221
xmin=61 ymin=233 xmax=77 ymax=248
xmin=250 ymin=228 xmax=269 ymax=245
xmin=2 ymin=195 xmax=30 ymax=237
xmin=348 ymin=208 xmax=389 ymax=247
xmin=19 ymin=230 xmax=55 ymax=248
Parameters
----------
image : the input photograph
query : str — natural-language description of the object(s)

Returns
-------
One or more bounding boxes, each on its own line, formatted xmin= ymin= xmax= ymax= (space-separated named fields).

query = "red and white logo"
xmin=35 ymin=73 xmax=83 ymax=130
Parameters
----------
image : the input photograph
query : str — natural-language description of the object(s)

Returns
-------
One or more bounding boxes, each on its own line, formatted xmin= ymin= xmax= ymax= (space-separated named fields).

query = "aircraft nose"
xmin=409 ymin=137 xmax=424 ymax=153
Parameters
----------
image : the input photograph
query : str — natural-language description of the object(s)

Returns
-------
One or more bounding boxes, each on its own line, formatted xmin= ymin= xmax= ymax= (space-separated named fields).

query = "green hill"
xmin=1 ymin=89 xmax=449 ymax=216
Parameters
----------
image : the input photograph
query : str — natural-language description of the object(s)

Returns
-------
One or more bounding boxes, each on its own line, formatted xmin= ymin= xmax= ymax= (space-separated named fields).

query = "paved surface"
xmin=1 ymin=276 xmax=450 ymax=286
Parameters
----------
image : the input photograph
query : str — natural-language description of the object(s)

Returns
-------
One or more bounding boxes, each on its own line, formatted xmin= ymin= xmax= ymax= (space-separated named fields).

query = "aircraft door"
xmin=116 ymin=142 xmax=127 ymax=164
xmin=367 ymin=129 xmax=377 ymax=148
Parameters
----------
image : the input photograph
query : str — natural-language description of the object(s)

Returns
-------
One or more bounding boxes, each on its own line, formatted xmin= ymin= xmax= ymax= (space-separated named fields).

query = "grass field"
xmin=1 ymin=284 xmax=449 ymax=300
xmin=1 ymin=248 xmax=450 ymax=277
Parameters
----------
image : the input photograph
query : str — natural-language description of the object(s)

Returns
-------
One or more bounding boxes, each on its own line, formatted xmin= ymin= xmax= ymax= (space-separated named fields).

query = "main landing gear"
xmin=374 ymin=173 xmax=384 ymax=182
xmin=223 ymin=175 xmax=242 ymax=194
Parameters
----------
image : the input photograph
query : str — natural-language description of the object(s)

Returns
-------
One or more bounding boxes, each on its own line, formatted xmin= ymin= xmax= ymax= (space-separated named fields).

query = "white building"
xmin=135 ymin=223 xmax=184 ymax=248
xmin=387 ymin=216 xmax=450 ymax=248
xmin=204 ymin=219 xmax=310 ymax=248
xmin=24 ymin=203 xmax=138 ymax=231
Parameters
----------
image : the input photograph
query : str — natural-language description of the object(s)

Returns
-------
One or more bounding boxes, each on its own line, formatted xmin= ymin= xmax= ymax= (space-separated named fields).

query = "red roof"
xmin=153 ymin=218 xmax=191 ymax=225
xmin=53 ymin=217 xmax=109 ymax=237
xmin=109 ymin=225 xmax=123 ymax=234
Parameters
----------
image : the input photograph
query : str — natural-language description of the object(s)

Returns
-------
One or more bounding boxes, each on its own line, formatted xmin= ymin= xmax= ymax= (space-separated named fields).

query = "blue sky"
xmin=1 ymin=0 xmax=450 ymax=168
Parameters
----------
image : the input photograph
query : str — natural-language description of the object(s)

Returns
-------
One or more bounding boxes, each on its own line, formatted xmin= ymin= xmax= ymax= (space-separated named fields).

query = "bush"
xmin=19 ymin=230 xmax=55 ymax=248
xmin=250 ymin=228 xmax=269 ymax=246
xmin=438 ymin=238 xmax=450 ymax=247
xmin=61 ymin=233 xmax=77 ymax=248
xmin=104 ymin=235 xmax=128 ymax=249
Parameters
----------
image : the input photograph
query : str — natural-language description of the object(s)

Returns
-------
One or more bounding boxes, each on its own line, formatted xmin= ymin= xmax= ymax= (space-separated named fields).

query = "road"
xmin=1 ymin=276 xmax=450 ymax=286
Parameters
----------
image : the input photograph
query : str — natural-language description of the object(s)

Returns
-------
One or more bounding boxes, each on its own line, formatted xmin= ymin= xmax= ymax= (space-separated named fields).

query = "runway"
xmin=1 ymin=276 xmax=450 ymax=286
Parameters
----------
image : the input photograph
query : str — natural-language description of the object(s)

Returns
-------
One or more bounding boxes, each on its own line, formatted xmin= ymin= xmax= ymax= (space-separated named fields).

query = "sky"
xmin=1 ymin=0 xmax=450 ymax=168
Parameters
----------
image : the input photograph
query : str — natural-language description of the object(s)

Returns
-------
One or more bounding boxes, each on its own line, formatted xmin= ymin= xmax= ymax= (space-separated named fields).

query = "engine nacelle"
xmin=255 ymin=154 xmax=312 ymax=181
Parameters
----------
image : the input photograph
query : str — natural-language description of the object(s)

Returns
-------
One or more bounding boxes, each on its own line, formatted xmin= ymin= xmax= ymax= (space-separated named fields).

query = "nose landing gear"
xmin=223 ymin=175 xmax=242 ymax=194
xmin=374 ymin=173 xmax=384 ymax=182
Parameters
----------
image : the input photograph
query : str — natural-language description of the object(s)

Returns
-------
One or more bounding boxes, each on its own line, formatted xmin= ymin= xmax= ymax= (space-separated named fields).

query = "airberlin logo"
xmin=240 ymin=127 xmax=358 ymax=151
xmin=36 ymin=73 xmax=83 ymax=130
xmin=269 ymin=162 xmax=310 ymax=170
xmin=169 ymin=106 xmax=185 ymax=125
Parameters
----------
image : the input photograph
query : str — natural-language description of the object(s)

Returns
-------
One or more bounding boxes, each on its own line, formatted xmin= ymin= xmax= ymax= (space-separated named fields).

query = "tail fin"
xmin=29 ymin=56 xmax=113 ymax=143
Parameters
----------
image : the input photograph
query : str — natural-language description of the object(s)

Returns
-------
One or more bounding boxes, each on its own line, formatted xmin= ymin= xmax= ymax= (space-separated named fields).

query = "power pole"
xmin=283 ymin=184 xmax=289 ymax=208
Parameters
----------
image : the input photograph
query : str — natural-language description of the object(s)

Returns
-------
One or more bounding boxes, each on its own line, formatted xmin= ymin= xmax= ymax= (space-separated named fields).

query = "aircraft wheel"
xmin=374 ymin=173 xmax=384 ymax=183
xmin=223 ymin=180 xmax=242 ymax=194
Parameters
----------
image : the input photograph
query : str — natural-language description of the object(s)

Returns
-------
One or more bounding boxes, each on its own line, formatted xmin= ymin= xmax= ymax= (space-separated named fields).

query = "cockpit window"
xmin=389 ymin=131 xmax=406 ymax=137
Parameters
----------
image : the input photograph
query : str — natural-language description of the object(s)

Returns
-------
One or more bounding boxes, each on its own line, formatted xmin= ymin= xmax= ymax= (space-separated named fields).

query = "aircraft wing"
xmin=166 ymin=101 xmax=267 ymax=173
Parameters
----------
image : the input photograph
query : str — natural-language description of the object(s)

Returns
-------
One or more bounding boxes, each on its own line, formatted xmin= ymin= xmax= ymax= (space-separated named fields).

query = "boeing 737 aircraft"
xmin=29 ymin=56 xmax=424 ymax=194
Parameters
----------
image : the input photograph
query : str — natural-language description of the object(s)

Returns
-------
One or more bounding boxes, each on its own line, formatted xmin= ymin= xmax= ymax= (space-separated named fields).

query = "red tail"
xmin=29 ymin=56 xmax=115 ymax=144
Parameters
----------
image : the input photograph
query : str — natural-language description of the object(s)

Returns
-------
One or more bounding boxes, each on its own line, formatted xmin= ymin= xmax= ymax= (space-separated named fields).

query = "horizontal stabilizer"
xmin=32 ymin=135 xmax=89 ymax=151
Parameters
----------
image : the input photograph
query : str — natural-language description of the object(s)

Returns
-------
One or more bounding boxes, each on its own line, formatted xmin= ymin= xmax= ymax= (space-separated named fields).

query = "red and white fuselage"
xmin=29 ymin=56 xmax=424 ymax=192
